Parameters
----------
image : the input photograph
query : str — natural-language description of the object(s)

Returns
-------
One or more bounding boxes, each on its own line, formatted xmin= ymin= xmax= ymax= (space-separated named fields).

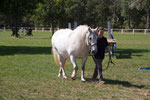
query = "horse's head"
xmin=87 ymin=27 xmax=98 ymax=55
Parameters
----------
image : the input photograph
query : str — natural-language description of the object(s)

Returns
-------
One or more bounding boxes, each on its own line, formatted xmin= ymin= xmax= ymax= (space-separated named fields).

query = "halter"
xmin=87 ymin=36 xmax=97 ymax=54
xmin=87 ymin=36 xmax=97 ymax=47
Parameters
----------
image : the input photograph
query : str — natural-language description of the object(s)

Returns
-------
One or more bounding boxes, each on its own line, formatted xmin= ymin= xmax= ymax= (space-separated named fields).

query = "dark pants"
xmin=92 ymin=59 xmax=103 ymax=81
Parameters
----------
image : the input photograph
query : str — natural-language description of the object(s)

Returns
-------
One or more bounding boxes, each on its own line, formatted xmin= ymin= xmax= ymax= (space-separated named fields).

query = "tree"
xmin=66 ymin=0 xmax=113 ymax=27
xmin=130 ymin=0 xmax=150 ymax=28
xmin=0 ymin=13 xmax=6 ymax=27
xmin=121 ymin=0 xmax=132 ymax=28
xmin=0 ymin=0 xmax=41 ymax=37
xmin=86 ymin=0 xmax=112 ymax=27
xmin=65 ymin=0 xmax=87 ymax=25
xmin=110 ymin=0 xmax=124 ymax=28
xmin=32 ymin=0 xmax=68 ymax=34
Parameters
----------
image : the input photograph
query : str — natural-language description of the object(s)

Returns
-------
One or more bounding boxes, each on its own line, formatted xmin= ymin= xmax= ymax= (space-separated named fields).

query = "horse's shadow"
xmin=0 ymin=45 xmax=52 ymax=56
xmin=86 ymin=78 xmax=145 ymax=89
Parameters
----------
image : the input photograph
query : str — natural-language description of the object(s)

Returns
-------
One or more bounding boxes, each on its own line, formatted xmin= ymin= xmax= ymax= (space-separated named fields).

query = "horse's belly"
xmin=67 ymin=46 xmax=89 ymax=59
xmin=74 ymin=50 xmax=89 ymax=58
xmin=57 ymin=47 xmax=70 ymax=58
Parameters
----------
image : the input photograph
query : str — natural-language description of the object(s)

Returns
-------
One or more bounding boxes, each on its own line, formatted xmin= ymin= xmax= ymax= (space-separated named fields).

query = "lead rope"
xmin=103 ymin=57 xmax=115 ymax=71
xmin=92 ymin=55 xmax=115 ymax=71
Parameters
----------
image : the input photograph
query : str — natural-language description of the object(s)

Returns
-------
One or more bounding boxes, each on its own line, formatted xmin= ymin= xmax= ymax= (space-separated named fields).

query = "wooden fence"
xmin=1 ymin=27 xmax=150 ymax=34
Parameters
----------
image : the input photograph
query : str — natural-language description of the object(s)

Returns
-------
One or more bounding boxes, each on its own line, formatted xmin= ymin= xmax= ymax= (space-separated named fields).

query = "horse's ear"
xmin=95 ymin=27 xmax=98 ymax=30
xmin=88 ymin=27 xmax=92 ymax=33
xmin=95 ymin=27 xmax=99 ymax=33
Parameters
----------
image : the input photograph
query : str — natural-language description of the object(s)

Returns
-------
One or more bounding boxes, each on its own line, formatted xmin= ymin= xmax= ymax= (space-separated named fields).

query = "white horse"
xmin=52 ymin=25 xmax=98 ymax=82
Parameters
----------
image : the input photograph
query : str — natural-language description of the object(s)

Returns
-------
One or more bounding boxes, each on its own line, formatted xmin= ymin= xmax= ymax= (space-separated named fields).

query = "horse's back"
xmin=52 ymin=29 xmax=72 ymax=44
xmin=52 ymin=25 xmax=88 ymax=44
xmin=52 ymin=29 xmax=72 ymax=38
xmin=52 ymin=29 xmax=73 ymax=58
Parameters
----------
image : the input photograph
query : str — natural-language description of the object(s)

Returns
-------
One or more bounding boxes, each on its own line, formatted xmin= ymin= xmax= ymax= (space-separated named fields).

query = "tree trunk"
xmin=128 ymin=16 xmax=131 ymax=29
xmin=51 ymin=22 xmax=55 ymax=35
xmin=146 ymin=9 xmax=149 ymax=29
xmin=11 ymin=17 xmax=19 ymax=37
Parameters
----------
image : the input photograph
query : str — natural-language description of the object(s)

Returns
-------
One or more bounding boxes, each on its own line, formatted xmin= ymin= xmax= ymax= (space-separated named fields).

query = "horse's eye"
xmin=89 ymin=37 xmax=92 ymax=40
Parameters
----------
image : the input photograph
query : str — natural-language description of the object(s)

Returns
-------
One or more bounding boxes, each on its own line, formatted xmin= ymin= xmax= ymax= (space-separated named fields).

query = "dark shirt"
xmin=94 ymin=36 xmax=108 ymax=59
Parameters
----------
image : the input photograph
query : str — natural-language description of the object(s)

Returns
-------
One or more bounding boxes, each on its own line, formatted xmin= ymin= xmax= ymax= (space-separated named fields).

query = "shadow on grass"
xmin=86 ymin=78 xmax=145 ymax=89
xmin=21 ymin=37 xmax=51 ymax=40
xmin=0 ymin=46 xmax=52 ymax=56
xmin=116 ymin=48 xmax=150 ymax=59
xmin=103 ymin=78 xmax=145 ymax=89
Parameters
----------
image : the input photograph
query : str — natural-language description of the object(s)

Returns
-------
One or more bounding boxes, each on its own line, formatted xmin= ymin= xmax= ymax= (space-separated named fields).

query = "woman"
xmin=92 ymin=27 xmax=111 ymax=84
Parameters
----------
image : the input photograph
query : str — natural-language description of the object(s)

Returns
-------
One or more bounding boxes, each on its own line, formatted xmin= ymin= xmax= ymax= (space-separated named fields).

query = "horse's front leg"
xmin=70 ymin=55 xmax=78 ymax=80
xmin=81 ymin=57 xmax=88 ymax=82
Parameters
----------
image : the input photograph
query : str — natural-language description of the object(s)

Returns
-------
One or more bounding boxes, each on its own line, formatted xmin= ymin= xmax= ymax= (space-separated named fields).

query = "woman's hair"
xmin=98 ymin=27 xmax=104 ymax=30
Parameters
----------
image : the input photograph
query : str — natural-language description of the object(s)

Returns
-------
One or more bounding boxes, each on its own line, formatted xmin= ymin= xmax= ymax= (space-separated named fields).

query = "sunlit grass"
xmin=0 ymin=30 xmax=150 ymax=99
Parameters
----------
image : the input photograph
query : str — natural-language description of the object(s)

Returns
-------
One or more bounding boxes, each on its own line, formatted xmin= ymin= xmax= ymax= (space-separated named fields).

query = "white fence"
xmin=0 ymin=27 xmax=59 ymax=32
xmin=107 ymin=29 xmax=150 ymax=34
xmin=1 ymin=27 xmax=150 ymax=34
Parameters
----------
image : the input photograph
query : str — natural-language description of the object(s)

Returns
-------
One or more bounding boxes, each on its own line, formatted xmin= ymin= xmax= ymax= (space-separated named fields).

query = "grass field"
xmin=0 ymin=30 xmax=150 ymax=100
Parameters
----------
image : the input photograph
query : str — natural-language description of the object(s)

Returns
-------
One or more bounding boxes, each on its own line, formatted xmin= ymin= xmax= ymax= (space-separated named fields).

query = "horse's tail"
xmin=52 ymin=47 xmax=60 ymax=67
xmin=52 ymin=47 xmax=69 ymax=67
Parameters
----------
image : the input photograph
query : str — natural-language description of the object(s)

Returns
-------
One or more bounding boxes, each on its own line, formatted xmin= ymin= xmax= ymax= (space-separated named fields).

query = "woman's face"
xmin=98 ymin=29 xmax=104 ymax=38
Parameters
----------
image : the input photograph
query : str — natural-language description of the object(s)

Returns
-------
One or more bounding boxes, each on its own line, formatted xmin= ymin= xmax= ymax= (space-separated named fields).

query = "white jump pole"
xmin=108 ymin=21 xmax=111 ymax=39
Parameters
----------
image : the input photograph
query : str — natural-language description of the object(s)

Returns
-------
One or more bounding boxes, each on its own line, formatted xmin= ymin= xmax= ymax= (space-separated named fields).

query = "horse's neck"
xmin=70 ymin=29 xmax=88 ymax=49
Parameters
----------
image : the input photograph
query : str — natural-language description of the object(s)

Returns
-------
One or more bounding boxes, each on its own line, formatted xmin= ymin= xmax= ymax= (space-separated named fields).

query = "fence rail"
xmin=107 ymin=29 xmax=150 ymax=34
xmin=0 ymin=27 xmax=150 ymax=34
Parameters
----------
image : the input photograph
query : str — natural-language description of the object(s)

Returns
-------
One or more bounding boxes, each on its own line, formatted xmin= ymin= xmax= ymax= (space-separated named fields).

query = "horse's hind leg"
xmin=70 ymin=55 xmax=78 ymax=80
xmin=58 ymin=67 xmax=62 ymax=77
xmin=57 ymin=55 xmax=67 ymax=79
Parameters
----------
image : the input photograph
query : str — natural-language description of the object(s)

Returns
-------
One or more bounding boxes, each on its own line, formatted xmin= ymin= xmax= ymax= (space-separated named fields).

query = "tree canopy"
xmin=0 ymin=0 xmax=41 ymax=37
xmin=0 ymin=0 xmax=150 ymax=37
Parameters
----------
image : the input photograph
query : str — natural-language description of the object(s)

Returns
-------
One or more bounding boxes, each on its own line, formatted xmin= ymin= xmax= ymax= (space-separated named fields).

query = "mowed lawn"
xmin=0 ymin=30 xmax=150 ymax=100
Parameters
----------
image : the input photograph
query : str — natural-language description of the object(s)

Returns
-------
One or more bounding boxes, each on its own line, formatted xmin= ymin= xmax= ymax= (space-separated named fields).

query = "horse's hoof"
xmin=63 ymin=75 xmax=68 ymax=79
xmin=81 ymin=80 xmax=86 ymax=83
xmin=81 ymin=79 xmax=86 ymax=82
xmin=71 ymin=77 xmax=76 ymax=80
xmin=58 ymin=74 xmax=62 ymax=78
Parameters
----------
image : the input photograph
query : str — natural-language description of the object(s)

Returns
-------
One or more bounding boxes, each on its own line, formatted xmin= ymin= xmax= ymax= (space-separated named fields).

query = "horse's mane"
xmin=74 ymin=25 xmax=88 ymax=32
xmin=72 ymin=25 xmax=89 ymax=35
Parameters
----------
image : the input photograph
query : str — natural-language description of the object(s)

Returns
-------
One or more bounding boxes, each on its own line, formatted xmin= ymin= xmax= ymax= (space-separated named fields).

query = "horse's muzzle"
xmin=90 ymin=45 xmax=97 ymax=55
xmin=91 ymin=49 xmax=97 ymax=55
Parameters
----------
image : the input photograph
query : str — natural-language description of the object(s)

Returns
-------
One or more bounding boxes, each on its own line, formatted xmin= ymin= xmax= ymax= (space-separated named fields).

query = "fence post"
xmin=121 ymin=29 xmax=123 ymax=34
xmin=50 ymin=28 xmax=52 ymax=32
xmin=42 ymin=28 xmax=44 ymax=32
xmin=68 ymin=23 xmax=71 ymax=29
xmin=35 ymin=27 xmax=37 ymax=32
xmin=144 ymin=29 xmax=147 ymax=34
xmin=133 ymin=29 xmax=135 ymax=34
xmin=57 ymin=27 xmax=59 ymax=30
xmin=74 ymin=21 xmax=77 ymax=29
xmin=4 ymin=27 xmax=6 ymax=32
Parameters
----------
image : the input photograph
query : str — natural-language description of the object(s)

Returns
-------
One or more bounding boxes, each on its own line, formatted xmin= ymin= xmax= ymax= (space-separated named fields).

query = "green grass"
xmin=0 ymin=30 xmax=150 ymax=100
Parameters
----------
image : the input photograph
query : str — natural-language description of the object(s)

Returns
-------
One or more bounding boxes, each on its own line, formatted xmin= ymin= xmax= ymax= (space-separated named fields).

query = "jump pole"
xmin=139 ymin=67 xmax=150 ymax=70
xmin=108 ymin=21 xmax=111 ymax=39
